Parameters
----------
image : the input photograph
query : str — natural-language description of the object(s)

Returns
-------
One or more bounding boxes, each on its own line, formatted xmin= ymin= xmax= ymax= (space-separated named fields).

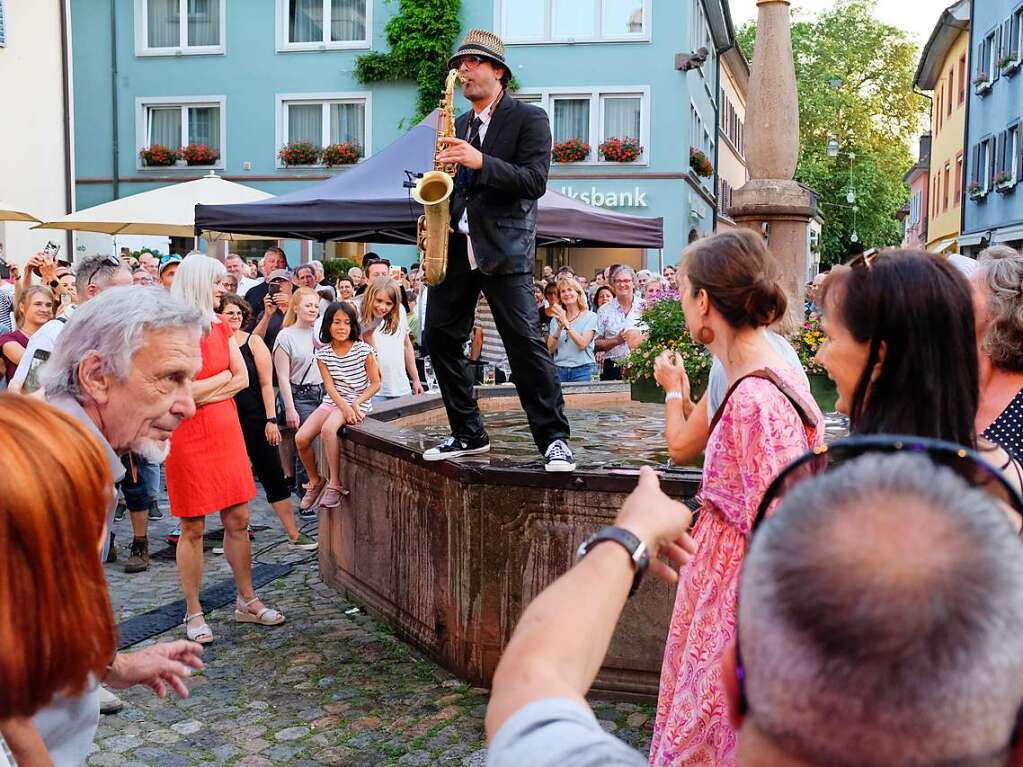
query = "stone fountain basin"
xmin=319 ymin=383 xmax=701 ymax=700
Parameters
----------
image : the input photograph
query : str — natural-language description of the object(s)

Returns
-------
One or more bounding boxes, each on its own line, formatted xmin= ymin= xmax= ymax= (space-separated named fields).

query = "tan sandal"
xmin=234 ymin=595 xmax=285 ymax=626
xmin=184 ymin=611 xmax=214 ymax=644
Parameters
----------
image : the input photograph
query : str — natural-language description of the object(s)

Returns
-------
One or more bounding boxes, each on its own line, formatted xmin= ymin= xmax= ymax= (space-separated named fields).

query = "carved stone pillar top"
xmin=745 ymin=0 xmax=800 ymax=180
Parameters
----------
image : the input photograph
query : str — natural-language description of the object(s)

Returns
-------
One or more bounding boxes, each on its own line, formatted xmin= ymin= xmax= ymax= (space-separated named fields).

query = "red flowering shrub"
xmin=321 ymin=142 xmax=362 ymax=166
xmin=180 ymin=143 xmax=219 ymax=165
xmin=138 ymin=144 xmax=178 ymax=166
xmin=278 ymin=141 xmax=321 ymax=166
xmin=599 ymin=136 xmax=642 ymax=163
xmin=552 ymin=138 xmax=590 ymax=163
xmin=690 ymin=146 xmax=714 ymax=178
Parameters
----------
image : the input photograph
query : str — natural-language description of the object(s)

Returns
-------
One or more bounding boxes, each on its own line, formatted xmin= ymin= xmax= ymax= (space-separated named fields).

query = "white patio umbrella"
xmin=0 ymin=202 xmax=42 ymax=223
xmin=32 ymin=172 xmax=272 ymax=241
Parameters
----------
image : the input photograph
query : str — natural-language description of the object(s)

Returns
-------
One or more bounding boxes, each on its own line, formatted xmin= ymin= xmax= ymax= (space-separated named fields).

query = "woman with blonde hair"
xmin=168 ymin=255 xmax=284 ymax=644
xmin=359 ymin=277 xmax=422 ymax=404
xmin=273 ymin=287 xmax=324 ymax=512
xmin=0 ymin=285 xmax=53 ymax=381
xmin=546 ymin=275 xmax=598 ymax=383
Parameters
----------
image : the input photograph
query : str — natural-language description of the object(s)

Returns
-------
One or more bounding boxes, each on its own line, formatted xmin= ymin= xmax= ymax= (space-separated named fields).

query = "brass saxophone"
xmin=414 ymin=69 xmax=462 ymax=286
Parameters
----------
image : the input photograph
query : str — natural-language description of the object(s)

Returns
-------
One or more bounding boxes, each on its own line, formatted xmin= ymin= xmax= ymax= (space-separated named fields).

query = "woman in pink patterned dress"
xmin=648 ymin=230 xmax=824 ymax=767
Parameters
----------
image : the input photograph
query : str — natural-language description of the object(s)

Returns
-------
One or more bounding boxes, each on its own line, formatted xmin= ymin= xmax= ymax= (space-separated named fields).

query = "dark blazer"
xmin=449 ymin=94 xmax=552 ymax=276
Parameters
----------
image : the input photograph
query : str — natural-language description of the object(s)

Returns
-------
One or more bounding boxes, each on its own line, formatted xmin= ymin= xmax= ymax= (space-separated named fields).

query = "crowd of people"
xmin=4 ymin=234 xmax=1023 ymax=767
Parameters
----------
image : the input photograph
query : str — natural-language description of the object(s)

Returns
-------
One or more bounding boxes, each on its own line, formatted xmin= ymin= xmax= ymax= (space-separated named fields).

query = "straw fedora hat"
xmin=448 ymin=29 xmax=508 ymax=70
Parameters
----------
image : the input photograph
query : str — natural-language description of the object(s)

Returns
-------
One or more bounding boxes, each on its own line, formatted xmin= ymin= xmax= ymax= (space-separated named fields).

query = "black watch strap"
xmin=265 ymin=416 xmax=277 ymax=424
xmin=577 ymin=526 xmax=650 ymax=597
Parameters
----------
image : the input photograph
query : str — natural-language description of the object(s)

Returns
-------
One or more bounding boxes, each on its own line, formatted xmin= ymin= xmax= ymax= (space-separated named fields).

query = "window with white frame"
xmin=691 ymin=0 xmax=711 ymax=52
xmin=277 ymin=0 xmax=369 ymax=50
xmin=519 ymin=88 xmax=649 ymax=164
xmin=1006 ymin=122 xmax=1020 ymax=185
xmin=276 ymin=93 xmax=370 ymax=165
xmin=498 ymin=0 xmax=649 ymax=43
xmin=135 ymin=0 xmax=224 ymax=55
xmin=136 ymin=97 xmax=225 ymax=167
xmin=910 ymin=190 xmax=921 ymax=224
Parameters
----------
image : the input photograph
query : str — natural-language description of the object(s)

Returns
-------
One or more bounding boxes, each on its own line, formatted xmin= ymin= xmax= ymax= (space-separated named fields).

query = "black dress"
xmin=983 ymin=387 xmax=1023 ymax=463
xmin=236 ymin=334 xmax=290 ymax=504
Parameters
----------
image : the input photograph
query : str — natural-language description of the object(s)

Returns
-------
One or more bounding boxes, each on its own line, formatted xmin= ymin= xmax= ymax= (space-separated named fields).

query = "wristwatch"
xmin=265 ymin=416 xmax=278 ymax=424
xmin=577 ymin=526 xmax=650 ymax=597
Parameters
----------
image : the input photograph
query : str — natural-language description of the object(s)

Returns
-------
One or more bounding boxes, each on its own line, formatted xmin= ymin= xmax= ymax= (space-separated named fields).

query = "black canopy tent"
xmin=194 ymin=112 xmax=664 ymax=249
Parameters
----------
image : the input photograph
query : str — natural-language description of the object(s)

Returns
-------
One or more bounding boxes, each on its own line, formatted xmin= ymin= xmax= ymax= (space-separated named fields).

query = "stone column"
xmin=728 ymin=0 xmax=818 ymax=333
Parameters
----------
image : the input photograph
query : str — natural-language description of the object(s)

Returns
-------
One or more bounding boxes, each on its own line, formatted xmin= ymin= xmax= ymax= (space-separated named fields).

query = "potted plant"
xmin=180 ymin=143 xmax=219 ymax=166
xmin=969 ymin=180 xmax=987 ymax=200
xmin=690 ymin=146 xmax=714 ymax=178
xmin=321 ymin=141 xmax=362 ymax=167
xmin=973 ymin=71 xmax=991 ymax=92
xmin=620 ymin=286 xmax=712 ymax=404
xmin=138 ymin=144 xmax=178 ymax=167
xmin=552 ymin=138 xmax=591 ymax=163
xmin=278 ymin=140 xmax=321 ymax=167
xmin=791 ymin=310 xmax=837 ymax=412
xmin=995 ymin=169 xmax=1014 ymax=191
xmin=598 ymin=136 xmax=643 ymax=163
xmin=999 ymin=54 xmax=1020 ymax=75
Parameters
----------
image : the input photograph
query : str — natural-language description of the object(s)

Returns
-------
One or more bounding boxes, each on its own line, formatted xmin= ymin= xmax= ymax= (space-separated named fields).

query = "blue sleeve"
xmin=548 ymin=318 xmax=558 ymax=337
xmin=487 ymin=699 xmax=646 ymax=767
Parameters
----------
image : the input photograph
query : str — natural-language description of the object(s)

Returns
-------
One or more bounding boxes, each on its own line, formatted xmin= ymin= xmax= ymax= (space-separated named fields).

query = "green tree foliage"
xmin=356 ymin=0 xmax=462 ymax=126
xmin=737 ymin=0 xmax=926 ymax=266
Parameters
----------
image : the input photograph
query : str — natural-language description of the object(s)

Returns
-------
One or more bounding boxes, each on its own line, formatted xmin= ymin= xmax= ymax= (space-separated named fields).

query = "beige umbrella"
xmin=33 ymin=172 xmax=272 ymax=241
xmin=0 ymin=202 xmax=42 ymax=223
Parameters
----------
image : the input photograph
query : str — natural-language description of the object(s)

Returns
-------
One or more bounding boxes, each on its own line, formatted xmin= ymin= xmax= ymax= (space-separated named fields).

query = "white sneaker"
xmin=544 ymin=439 xmax=576 ymax=472
xmin=98 ymin=686 xmax=125 ymax=714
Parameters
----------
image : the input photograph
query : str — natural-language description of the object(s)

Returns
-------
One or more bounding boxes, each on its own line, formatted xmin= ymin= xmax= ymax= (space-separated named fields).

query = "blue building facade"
xmin=70 ymin=0 xmax=734 ymax=271
xmin=961 ymin=0 xmax=1023 ymax=254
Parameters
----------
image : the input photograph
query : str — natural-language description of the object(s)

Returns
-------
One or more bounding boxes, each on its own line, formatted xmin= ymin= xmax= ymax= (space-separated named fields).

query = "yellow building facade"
xmin=915 ymin=0 xmax=971 ymax=254
xmin=716 ymin=47 xmax=749 ymax=231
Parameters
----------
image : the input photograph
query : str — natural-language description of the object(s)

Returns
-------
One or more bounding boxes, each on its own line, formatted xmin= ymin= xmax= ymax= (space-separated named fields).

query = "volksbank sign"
xmin=559 ymin=186 xmax=649 ymax=208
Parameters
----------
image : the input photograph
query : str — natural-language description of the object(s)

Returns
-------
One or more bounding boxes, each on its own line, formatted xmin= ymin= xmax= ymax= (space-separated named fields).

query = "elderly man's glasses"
xmin=82 ymin=254 xmax=122 ymax=287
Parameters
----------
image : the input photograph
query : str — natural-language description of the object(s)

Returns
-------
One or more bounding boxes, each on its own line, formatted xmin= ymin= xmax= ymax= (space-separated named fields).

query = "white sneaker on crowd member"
xmin=98 ymin=687 xmax=124 ymax=715
xmin=544 ymin=440 xmax=576 ymax=472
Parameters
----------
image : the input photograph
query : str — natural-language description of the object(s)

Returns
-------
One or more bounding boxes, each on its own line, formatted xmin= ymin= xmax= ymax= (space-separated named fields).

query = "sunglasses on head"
xmin=755 ymin=435 xmax=1023 ymax=534
xmin=81 ymin=254 xmax=123 ymax=286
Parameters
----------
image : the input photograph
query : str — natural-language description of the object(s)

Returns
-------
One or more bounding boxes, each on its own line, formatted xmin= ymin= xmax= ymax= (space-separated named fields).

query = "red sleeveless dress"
xmin=166 ymin=319 xmax=256 ymax=518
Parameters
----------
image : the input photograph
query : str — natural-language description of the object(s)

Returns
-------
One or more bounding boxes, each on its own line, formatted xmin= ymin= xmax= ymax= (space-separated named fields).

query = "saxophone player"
xmin=422 ymin=29 xmax=575 ymax=472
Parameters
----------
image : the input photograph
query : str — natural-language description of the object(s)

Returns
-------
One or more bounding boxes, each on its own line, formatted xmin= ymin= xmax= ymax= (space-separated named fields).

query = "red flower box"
xmin=321 ymin=141 xmax=362 ymax=167
xmin=138 ymin=144 xmax=178 ymax=167
xmin=599 ymin=136 xmax=642 ymax=163
xmin=278 ymin=140 xmax=321 ymax=167
xmin=552 ymin=138 xmax=591 ymax=163
xmin=180 ymin=143 xmax=219 ymax=166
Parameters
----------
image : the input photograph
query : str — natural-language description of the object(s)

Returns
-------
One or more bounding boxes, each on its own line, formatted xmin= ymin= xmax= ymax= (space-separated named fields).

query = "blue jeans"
xmin=556 ymin=363 xmax=597 ymax=383
xmin=121 ymin=454 xmax=161 ymax=512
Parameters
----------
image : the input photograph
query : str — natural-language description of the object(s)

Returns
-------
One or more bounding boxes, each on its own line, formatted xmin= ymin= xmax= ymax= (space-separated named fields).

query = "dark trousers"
xmin=239 ymin=406 xmax=292 ymax=505
xmin=424 ymin=237 xmax=570 ymax=452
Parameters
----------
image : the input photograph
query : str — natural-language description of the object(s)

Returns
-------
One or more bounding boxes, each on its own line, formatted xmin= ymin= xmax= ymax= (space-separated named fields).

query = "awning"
xmin=958 ymin=232 xmax=989 ymax=248
xmin=993 ymin=224 xmax=1023 ymax=243
xmin=927 ymin=237 xmax=957 ymax=254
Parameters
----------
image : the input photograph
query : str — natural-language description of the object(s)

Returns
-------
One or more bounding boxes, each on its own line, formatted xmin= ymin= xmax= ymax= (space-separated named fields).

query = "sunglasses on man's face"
xmin=454 ymin=55 xmax=489 ymax=70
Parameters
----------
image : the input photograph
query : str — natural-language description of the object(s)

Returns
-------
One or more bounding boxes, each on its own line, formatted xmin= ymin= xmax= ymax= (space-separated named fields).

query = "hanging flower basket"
xmin=278 ymin=140 xmax=321 ymax=167
xmin=138 ymin=144 xmax=178 ymax=167
xmin=552 ymin=138 xmax=591 ymax=163
xmin=690 ymin=146 xmax=714 ymax=178
xmin=599 ymin=136 xmax=643 ymax=163
xmin=180 ymin=143 xmax=219 ymax=166
xmin=321 ymin=141 xmax=362 ymax=167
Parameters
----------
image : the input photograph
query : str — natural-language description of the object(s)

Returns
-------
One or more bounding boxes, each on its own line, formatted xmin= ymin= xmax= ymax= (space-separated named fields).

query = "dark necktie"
xmin=468 ymin=115 xmax=483 ymax=149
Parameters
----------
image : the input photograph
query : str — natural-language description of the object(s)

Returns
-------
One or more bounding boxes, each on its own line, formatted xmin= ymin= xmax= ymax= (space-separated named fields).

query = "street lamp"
xmin=827 ymin=135 xmax=840 ymax=158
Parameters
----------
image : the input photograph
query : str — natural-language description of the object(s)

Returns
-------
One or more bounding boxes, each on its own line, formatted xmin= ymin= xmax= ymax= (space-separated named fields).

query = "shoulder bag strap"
xmin=708 ymin=368 xmax=817 ymax=436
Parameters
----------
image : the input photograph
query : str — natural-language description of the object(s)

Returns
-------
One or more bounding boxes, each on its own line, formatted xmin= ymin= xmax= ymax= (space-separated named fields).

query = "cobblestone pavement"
xmin=94 ymin=484 xmax=656 ymax=766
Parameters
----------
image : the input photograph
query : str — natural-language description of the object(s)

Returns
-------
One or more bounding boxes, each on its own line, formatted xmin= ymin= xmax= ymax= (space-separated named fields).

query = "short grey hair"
xmin=977 ymin=245 xmax=1023 ymax=372
xmin=308 ymin=259 xmax=325 ymax=276
xmin=40 ymin=286 xmax=203 ymax=401
xmin=740 ymin=453 xmax=1023 ymax=767
xmin=75 ymin=254 xmax=127 ymax=295
xmin=612 ymin=265 xmax=636 ymax=281
xmin=294 ymin=263 xmax=315 ymax=278
xmin=170 ymin=253 xmax=226 ymax=331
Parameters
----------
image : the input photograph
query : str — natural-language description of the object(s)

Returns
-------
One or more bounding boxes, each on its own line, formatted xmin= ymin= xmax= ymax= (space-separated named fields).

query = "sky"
xmin=729 ymin=0 xmax=946 ymax=46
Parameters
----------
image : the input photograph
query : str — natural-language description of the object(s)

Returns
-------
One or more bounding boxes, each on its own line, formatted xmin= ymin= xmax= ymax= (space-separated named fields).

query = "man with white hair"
xmin=485 ymin=453 xmax=1023 ymax=767
xmin=594 ymin=265 xmax=642 ymax=380
xmin=32 ymin=286 xmax=207 ymax=724
xmin=226 ymin=253 xmax=260 ymax=295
